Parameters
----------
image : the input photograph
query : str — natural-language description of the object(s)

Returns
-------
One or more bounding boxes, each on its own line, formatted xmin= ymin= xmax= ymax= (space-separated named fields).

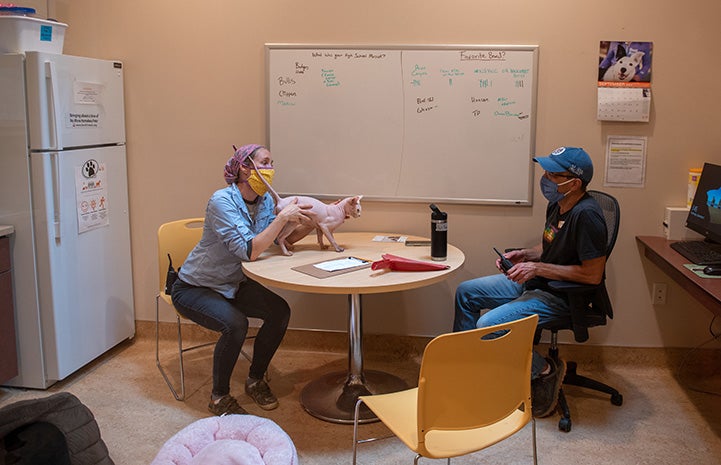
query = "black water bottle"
xmin=430 ymin=204 xmax=447 ymax=261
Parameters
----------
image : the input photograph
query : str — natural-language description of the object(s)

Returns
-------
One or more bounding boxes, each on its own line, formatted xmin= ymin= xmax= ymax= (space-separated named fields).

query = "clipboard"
xmin=292 ymin=256 xmax=373 ymax=279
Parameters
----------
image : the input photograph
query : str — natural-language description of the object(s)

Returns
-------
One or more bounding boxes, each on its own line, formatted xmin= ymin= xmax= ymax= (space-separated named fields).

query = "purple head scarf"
xmin=223 ymin=144 xmax=265 ymax=184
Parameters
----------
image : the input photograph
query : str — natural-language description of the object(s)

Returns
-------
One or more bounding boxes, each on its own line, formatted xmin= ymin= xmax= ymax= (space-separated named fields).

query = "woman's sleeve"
xmin=206 ymin=194 xmax=254 ymax=261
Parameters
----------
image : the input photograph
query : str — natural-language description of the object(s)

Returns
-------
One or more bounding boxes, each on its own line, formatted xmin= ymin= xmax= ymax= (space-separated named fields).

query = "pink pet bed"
xmin=150 ymin=415 xmax=298 ymax=465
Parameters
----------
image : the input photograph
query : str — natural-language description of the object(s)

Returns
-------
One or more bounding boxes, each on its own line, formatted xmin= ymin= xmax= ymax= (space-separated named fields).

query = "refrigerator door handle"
xmin=44 ymin=61 xmax=64 ymax=150
xmin=50 ymin=152 xmax=62 ymax=241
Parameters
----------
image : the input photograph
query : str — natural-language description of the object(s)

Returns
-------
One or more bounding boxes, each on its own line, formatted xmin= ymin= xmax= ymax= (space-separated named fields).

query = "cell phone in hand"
xmin=493 ymin=247 xmax=514 ymax=273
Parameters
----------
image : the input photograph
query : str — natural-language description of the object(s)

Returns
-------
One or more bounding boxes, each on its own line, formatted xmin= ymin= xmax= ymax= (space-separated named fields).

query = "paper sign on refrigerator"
xmin=75 ymin=159 xmax=109 ymax=233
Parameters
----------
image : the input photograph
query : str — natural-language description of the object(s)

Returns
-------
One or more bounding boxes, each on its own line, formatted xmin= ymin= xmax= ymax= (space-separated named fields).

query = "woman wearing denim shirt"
xmin=172 ymin=144 xmax=312 ymax=416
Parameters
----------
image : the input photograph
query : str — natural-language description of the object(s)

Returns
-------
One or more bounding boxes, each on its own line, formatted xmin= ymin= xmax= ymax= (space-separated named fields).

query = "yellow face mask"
xmin=248 ymin=168 xmax=274 ymax=196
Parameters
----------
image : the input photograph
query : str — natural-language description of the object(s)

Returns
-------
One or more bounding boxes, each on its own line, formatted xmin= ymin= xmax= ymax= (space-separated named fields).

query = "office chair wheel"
xmin=558 ymin=417 xmax=572 ymax=432
xmin=611 ymin=392 xmax=623 ymax=406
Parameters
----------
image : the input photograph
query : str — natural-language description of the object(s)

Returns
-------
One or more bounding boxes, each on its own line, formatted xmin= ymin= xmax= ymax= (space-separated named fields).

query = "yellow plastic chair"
xmin=154 ymin=218 xmax=259 ymax=401
xmin=155 ymin=218 xmax=210 ymax=401
xmin=352 ymin=314 xmax=538 ymax=465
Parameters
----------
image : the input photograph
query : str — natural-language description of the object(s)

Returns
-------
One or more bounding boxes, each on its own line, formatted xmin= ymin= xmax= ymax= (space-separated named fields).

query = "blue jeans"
xmin=171 ymin=278 xmax=290 ymax=397
xmin=454 ymin=273 xmax=570 ymax=378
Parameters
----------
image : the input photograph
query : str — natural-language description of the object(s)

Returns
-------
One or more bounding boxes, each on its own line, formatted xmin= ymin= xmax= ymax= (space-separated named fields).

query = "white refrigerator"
xmin=0 ymin=51 xmax=135 ymax=388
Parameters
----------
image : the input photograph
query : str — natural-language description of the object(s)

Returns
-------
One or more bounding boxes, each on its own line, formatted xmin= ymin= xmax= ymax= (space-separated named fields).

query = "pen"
xmin=405 ymin=240 xmax=432 ymax=246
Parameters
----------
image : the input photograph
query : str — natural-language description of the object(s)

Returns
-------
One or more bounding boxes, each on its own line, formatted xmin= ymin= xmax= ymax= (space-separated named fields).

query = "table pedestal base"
xmin=299 ymin=370 xmax=408 ymax=424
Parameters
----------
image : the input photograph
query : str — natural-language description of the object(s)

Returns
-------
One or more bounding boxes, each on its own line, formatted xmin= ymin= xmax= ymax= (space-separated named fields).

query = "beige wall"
xmin=53 ymin=0 xmax=721 ymax=348
xmin=17 ymin=1 xmax=47 ymax=17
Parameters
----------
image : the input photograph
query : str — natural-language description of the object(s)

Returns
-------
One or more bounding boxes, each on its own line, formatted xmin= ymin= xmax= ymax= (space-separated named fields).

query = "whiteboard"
xmin=266 ymin=44 xmax=538 ymax=205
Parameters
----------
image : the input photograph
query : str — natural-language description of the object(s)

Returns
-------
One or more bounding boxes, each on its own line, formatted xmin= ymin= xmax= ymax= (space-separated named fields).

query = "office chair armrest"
xmin=547 ymin=280 xmax=602 ymax=343
xmin=547 ymin=280 xmax=598 ymax=294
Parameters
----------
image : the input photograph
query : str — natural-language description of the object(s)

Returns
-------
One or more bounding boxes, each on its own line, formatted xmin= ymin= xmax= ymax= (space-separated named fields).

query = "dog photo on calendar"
xmin=598 ymin=41 xmax=653 ymax=83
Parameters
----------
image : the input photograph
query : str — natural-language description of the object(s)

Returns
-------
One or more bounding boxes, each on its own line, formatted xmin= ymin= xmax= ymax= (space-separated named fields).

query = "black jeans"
xmin=171 ymin=278 xmax=290 ymax=397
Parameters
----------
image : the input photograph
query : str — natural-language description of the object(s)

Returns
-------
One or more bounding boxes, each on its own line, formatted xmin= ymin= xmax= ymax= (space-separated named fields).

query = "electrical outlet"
xmin=653 ymin=283 xmax=667 ymax=305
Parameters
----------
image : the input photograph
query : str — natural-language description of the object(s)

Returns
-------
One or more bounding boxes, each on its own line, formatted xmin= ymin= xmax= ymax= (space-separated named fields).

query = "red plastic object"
xmin=371 ymin=253 xmax=450 ymax=271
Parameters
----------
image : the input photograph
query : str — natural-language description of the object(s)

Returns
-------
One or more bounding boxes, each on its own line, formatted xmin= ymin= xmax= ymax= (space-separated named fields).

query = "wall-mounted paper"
xmin=604 ymin=136 xmax=647 ymax=188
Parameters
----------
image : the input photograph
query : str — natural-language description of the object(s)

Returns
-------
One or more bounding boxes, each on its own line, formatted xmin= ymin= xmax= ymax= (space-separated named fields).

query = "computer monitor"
xmin=686 ymin=162 xmax=721 ymax=244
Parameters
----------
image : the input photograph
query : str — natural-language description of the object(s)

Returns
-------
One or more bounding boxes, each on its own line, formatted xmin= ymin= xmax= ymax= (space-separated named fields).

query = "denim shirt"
xmin=178 ymin=183 xmax=276 ymax=298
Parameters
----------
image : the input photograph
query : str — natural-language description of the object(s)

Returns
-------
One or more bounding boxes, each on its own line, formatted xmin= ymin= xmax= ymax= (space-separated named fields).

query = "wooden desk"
xmin=0 ymin=232 xmax=18 ymax=383
xmin=636 ymin=236 xmax=721 ymax=316
xmin=243 ymin=232 xmax=465 ymax=424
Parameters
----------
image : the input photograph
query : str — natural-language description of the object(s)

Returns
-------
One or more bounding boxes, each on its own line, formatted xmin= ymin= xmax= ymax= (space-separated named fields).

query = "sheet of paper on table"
xmin=314 ymin=256 xmax=370 ymax=272
xmin=372 ymin=235 xmax=408 ymax=243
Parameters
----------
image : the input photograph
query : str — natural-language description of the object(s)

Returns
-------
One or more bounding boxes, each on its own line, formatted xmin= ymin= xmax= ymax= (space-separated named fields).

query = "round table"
xmin=242 ymin=232 xmax=465 ymax=423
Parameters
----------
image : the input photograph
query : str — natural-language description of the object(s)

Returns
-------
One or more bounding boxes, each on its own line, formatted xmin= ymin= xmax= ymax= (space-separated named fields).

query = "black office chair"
xmin=534 ymin=190 xmax=623 ymax=432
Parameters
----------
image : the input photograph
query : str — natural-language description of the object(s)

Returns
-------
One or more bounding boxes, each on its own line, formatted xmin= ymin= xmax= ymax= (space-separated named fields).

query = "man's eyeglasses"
xmin=545 ymin=171 xmax=578 ymax=180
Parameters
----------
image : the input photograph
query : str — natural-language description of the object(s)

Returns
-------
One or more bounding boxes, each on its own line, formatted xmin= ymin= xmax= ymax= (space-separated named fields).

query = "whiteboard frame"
xmin=265 ymin=43 xmax=539 ymax=206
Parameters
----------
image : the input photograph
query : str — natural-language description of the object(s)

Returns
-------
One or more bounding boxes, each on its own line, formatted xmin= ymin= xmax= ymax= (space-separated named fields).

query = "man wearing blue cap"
xmin=453 ymin=146 xmax=607 ymax=417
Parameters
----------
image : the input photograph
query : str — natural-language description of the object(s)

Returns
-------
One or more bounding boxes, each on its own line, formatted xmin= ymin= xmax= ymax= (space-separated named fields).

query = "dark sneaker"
xmin=245 ymin=378 xmax=279 ymax=410
xmin=531 ymin=357 xmax=567 ymax=418
xmin=208 ymin=395 xmax=248 ymax=416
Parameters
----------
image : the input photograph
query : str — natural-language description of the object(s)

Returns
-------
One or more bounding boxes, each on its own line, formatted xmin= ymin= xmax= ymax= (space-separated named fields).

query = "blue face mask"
xmin=540 ymin=176 xmax=573 ymax=203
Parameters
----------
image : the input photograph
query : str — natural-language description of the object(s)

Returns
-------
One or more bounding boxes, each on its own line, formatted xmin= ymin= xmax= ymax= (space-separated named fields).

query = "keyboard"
xmin=670 ymin=240 xmax=721 ymax=265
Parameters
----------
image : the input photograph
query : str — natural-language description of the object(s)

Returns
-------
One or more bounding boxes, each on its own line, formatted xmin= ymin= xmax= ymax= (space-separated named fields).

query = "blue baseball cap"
xmin=533 ymin=146 xmax=593 ymax=184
